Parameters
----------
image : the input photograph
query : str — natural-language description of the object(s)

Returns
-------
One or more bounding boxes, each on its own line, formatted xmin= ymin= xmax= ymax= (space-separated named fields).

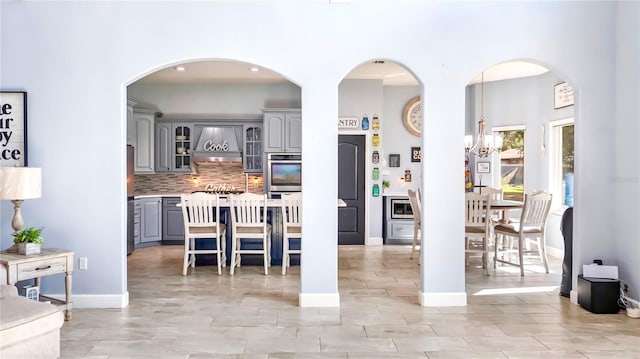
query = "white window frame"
xmin=491 ymin=125 xmax=526 ymax=194
xmin=549 ymin=118 xmax=574 ymax=212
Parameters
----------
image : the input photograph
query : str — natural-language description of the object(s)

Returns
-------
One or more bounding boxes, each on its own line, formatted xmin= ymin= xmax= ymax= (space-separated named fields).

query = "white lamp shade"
xmin=0 ymin=167 xmax=42 ymax=200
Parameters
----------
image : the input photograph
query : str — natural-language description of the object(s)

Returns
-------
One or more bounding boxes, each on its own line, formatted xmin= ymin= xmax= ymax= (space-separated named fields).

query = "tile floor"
xmin=60 ymin=245 xmax=639 ymax=358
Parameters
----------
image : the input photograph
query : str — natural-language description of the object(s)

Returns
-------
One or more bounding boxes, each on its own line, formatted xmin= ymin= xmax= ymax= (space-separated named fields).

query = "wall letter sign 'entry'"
xmin=0 ymin=92 xmax=27 ymax=167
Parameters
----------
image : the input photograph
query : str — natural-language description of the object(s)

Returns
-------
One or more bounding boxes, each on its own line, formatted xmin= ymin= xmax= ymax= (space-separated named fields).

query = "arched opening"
xmin=337 ymin=59 xmax=424 ymax=302
xmin=124 ymin=59 xmax=302 ymax=301
xmin=464 ymin=60 xmax=576 ymax=297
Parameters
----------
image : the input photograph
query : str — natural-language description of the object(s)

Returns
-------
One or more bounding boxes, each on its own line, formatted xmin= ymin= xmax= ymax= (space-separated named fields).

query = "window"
xmin=550 ymin=118 xmax=574 ymax=209
xmin=493 ymin=126 xmax=525 ymax=202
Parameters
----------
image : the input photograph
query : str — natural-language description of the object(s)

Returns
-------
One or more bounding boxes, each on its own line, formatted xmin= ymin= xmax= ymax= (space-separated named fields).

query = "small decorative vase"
xmin=18 ymin=243 xmax=41 ymax=255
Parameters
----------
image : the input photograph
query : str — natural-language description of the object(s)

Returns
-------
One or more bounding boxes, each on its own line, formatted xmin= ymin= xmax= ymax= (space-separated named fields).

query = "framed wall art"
xmin=477 ymin=161 xmax=491 ymax=173
xmin=554 ymin=82 xmax=574 ymax=109
xmin=0 ymin=91 xmax=28 ymax=167
xmin=411 ymin=147 xmax=421 ymax=162
xmin=389 ymin=154 xmax=400 ymax=167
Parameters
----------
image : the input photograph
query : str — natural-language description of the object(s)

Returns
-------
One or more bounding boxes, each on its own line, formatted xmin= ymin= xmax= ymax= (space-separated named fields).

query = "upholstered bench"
xmin=0 ymin=284 xmax=64 ymax=359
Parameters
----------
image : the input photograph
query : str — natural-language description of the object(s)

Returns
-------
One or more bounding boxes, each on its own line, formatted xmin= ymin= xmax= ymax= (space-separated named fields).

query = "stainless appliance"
xmin=267 ymin=153 xmax=302 ymax=193
xmin=383 ymin=195 xmax=415 ymax=245
xmin=126 ymin=145 xmax=135 ymax=255
xmin=192 ymin=126 xmax=243 ymax=164
xmin=390 ymin=197 xmax=413 ymax=219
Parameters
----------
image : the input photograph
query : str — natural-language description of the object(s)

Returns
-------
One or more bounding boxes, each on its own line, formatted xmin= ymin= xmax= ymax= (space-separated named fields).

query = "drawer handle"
xmin=35 ymin=265 xmax=52 ymax=271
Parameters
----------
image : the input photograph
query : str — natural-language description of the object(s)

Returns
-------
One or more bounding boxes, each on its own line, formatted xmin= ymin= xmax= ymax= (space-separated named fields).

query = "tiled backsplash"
xmin=134 ymin=164 xmax=263 ymax=195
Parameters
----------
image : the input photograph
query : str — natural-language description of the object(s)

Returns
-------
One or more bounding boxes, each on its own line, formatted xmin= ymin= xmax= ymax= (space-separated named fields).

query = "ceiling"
xmin=135 ymin=60 xmax=549 ymax=86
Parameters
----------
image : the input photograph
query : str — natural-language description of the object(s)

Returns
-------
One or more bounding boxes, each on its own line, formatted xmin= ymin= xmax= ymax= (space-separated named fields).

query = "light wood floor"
xmin=60 ymin=245 xmax=639 ymax=358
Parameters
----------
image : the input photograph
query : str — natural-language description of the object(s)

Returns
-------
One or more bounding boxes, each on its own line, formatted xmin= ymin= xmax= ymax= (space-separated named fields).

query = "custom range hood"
xmin=192 ymin=126 xmax=243 ymax=164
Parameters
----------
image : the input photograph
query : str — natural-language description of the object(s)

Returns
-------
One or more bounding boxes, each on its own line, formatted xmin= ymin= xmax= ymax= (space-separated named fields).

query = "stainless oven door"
xmin=391 ymin=198 xmax=413 ymax=219
xmin=267 ymin=153 xmax=302 ymax=193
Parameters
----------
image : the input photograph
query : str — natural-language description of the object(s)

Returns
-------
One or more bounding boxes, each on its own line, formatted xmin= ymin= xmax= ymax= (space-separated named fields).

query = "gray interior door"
xmin=338 ymin=135 xmax=365 ymax=245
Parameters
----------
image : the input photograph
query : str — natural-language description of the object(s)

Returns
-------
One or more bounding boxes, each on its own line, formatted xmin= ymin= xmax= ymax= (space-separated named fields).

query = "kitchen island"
xmin=133 ymin=194 xmax=344 ymax=267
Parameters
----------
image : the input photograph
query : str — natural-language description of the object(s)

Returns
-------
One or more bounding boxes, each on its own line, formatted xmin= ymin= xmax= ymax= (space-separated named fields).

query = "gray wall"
xmin=1 ymin=1 xmax=637 ymax=305
xmin=614 ymin=0 xmax=640 ymax=300
xmin=382 ymin=86 xmax=422 ymax=193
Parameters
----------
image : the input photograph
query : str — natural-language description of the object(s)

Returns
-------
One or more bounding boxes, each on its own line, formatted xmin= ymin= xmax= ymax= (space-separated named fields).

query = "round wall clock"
xmin=402 ymin=96 xmax=422 ymax=137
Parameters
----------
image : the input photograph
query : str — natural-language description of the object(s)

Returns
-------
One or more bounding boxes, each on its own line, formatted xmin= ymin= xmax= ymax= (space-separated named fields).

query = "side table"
xmin=0 ymin=247 xmax=74 ymax=320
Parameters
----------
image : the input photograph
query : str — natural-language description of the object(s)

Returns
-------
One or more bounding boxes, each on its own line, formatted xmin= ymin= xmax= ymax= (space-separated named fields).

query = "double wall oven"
xmin=267 ymin=153 xmax=301 ymax=195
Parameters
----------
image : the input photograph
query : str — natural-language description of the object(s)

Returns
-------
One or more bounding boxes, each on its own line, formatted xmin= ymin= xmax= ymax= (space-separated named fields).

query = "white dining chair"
xmin=407 ymin=189 xmax=422 ymax=259
xmin=493 ymin=191 xmax=553 ymax=276
xmin=180 ymin=193 xmax=226 ymax=275
xmin=280 ymin=192 xmax=302 ymax=275
xmin=475 ymin=186 xmax=503 ymax=223
xmin=228 ymin=193 xmax=272 ymax=275
xmin=465 ymin=192 xmax=492 ymax=275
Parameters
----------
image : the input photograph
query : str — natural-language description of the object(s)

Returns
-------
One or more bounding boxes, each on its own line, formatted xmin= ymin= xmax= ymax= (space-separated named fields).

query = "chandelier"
xmin=465 ymin=72 xmax=503 ymax=157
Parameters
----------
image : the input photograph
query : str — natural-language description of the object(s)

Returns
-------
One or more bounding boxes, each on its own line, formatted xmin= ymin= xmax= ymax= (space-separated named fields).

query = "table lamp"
xmin=0 ymin=167 xmax=42 ymax=232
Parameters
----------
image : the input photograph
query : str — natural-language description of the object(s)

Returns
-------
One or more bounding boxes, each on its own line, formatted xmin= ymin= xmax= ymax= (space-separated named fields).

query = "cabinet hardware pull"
xmin=35 ymin=265 xmax=52 ymax=271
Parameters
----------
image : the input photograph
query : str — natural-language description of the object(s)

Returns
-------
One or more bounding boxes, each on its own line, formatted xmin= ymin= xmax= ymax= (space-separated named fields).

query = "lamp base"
xmin=10 ymin=199 xmax=25 ymax=232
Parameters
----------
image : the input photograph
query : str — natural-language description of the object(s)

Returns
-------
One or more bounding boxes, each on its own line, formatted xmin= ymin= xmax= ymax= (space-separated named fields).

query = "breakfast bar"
xmin=174 ymin=196 xmax=346 ymax=267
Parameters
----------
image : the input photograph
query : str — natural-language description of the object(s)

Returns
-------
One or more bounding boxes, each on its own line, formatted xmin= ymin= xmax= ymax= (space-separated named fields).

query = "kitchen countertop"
xmin=134 ymin=193 xmax=183 ymax=199
xmin=136 ymin=193 xmax=346 ymax=207
xmin=382 ymin=192 xmax=410 ymax=197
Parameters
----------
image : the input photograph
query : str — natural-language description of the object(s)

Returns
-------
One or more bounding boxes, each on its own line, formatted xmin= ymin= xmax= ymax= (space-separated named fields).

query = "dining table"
xmin=489 ymin=199 xmax=524 ymax=223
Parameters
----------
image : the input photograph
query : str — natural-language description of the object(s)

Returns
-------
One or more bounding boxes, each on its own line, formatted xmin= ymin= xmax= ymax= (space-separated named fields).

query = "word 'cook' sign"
xmin=0 ymin=92 xmax=27 ymax=167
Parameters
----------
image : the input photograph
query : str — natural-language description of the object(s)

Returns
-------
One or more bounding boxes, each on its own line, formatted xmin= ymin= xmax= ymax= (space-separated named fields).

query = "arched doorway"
xmin=337 ymin=59 xmax=424 ymax=301
xmin=124 ymin=59 xmax=302 ymax=300
xmin=464 ymin=60 xmax=576 ymax=295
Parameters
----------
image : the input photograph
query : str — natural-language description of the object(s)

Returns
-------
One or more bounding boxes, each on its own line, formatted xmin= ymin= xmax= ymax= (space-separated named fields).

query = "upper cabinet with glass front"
xmin=155 ymin=121 xmax=193 ymax=173
xmin=243 ymin=123 xmax=263 ymax=173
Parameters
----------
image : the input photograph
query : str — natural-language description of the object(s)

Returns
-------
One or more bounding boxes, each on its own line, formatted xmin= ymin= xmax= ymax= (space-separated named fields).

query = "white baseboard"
xmin=299 ymin=292 xmax=340 ymax=307
xmin=570 ymin=289 xmax=578 ymax=304
xmin=45 ymin=291 xmax=129 ymax=309
xmin=420 ymin=291 xmax=467 ymax=307
xmin=366 ymin=236 xmax=383 ymax=245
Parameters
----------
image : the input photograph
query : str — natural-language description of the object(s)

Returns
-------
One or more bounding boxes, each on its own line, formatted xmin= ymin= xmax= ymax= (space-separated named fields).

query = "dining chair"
xmin=407 ymin=189 xmax=422 ymax=259
xmin=493 ymin=191 xmax=553 ymax=276
xmin=465 ymin=192 xmax=492 ymax=275
xmin=180 ymin=193 xmax=226 ymax=275
xmin=280 ymin=192 xmax=302 ymax=275
xmin=228 ymin=193 xmax=272 ymax=275
xmin=475 ymin=186 xmax=503 ymax=222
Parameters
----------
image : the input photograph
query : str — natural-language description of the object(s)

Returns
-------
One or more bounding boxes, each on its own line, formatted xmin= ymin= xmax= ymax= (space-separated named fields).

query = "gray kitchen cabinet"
xmin=131 ymin=109 xmax=157 ymax=173
xmin=136 ymin=197 xmax=162 ymax=245
xmin=133 ymin=200 xmax=141 ymax=245
xmin=155 ymin=122 xmax=172 ymax=172
xmin=263 ymin=110 xmax=301 ymax=152
xmin=162 ymin=197 xmax=185 ymax=243
xmin=155 ymin=122 xmax=193 ymax=173
xmin=243 ymin=123 xmax=263 ymax=173
xmin=126 ymin=103 xmax=135 ymax=145
xmin=171 ymin=123 xmax=193 ymax=172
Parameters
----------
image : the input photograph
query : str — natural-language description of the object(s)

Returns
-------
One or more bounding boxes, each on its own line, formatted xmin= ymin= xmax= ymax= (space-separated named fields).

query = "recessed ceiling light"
xmin=174 ymin=66 xmax=185 ymax=72
xmin=249 ymin=67 xmax=260 ymax=72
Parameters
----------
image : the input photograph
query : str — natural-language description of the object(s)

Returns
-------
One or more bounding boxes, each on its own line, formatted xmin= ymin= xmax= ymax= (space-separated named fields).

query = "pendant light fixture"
xmin=465 ymin=72 xmax=503 ymax=157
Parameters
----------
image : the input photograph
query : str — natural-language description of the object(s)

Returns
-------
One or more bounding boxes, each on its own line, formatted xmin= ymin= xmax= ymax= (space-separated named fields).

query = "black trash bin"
xmin=560 ymin=207 xmax=573 ymax=297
